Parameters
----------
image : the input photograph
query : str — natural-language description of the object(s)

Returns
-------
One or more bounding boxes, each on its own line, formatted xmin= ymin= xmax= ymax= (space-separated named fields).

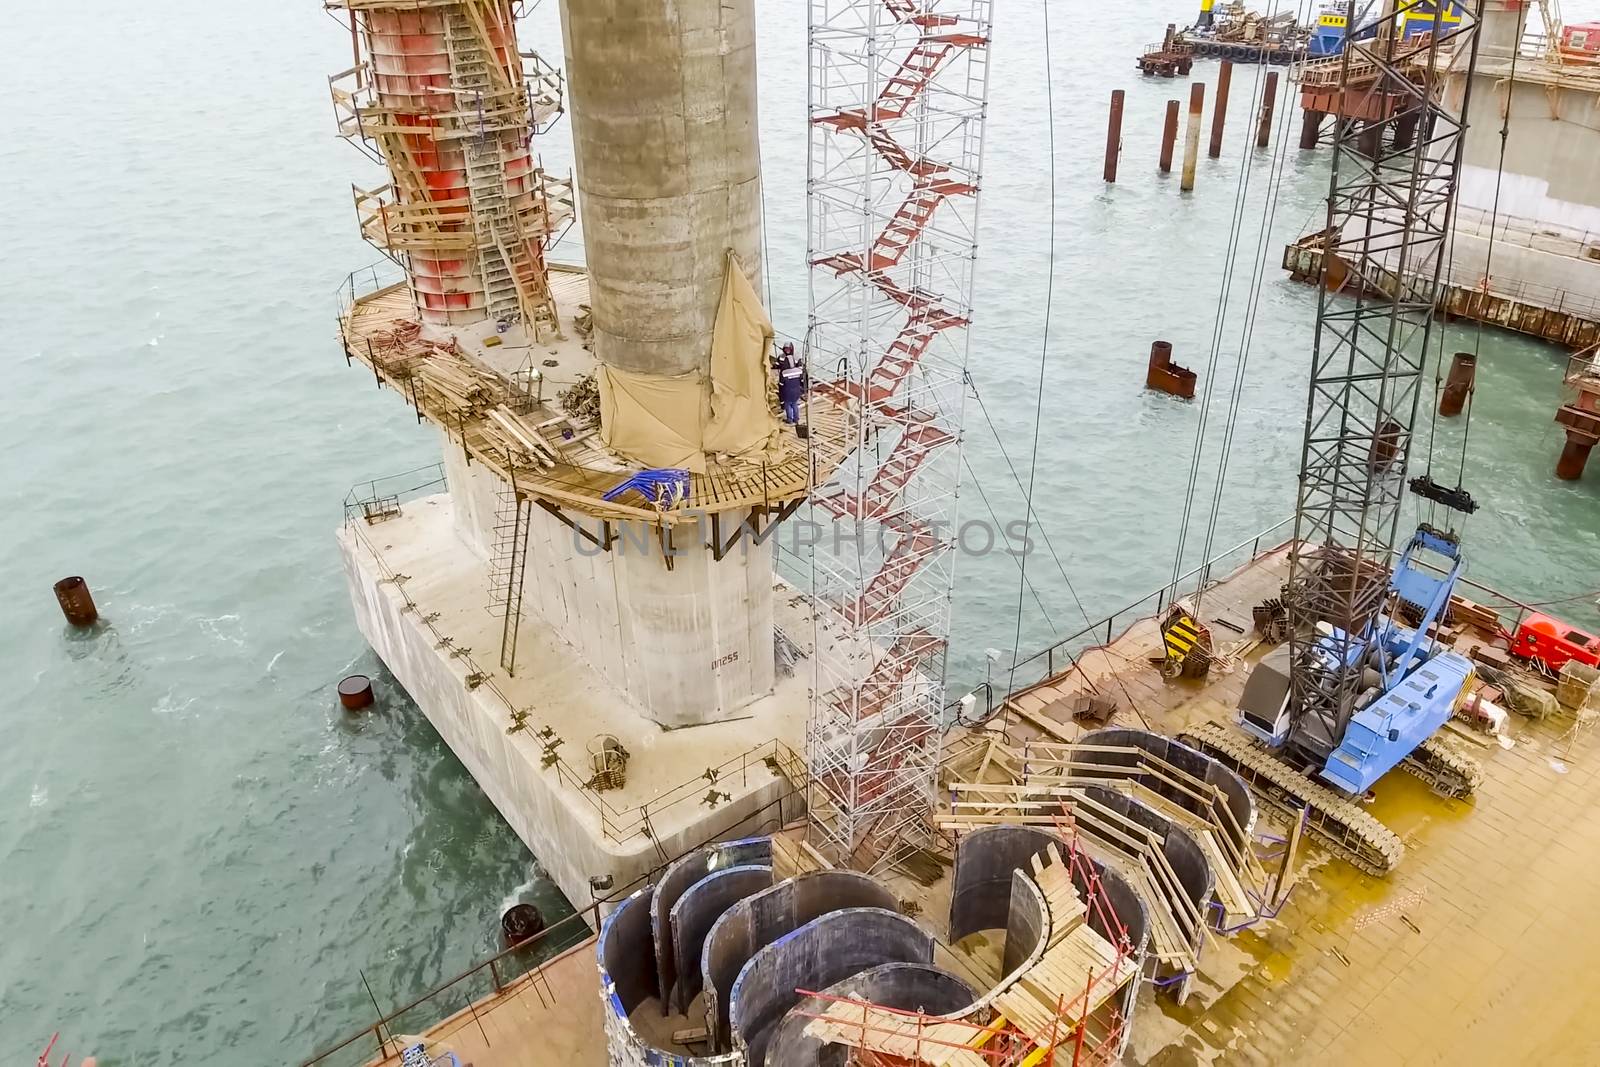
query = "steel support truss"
xmin=1286 ymin=0 xmax=1483 ymax=762
xmin=802 ymin=0 xmax=992 ymax=872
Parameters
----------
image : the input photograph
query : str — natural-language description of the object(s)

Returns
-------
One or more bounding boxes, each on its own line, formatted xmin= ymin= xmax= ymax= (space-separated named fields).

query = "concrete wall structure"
xmin=701 ymin=870 xmax=899 ymax=1050
xmin=558 ymin=0 xmax=764 ymax=378
xmin=653 ymin=838 xmax=774 ymax=1018
xmin=727 ymin=908 xmax=934 ymax=1067
xmin=1457 ymin=79 xmax=1600 ymax=232
xmin=1442 ymin=24 xmax=1600 ymax=315
xmin=599 ymin=890 xmax=745 ymax=1067
xmin=764 ymin=964 xmax=978 ymax=1067
xmin=339 ymin=521 xmax=791 ymax=912
xmin=950 ymin=825 xmax=1150 ymax=1045
xmin=1076 ymin=785 xmax=1213 ymax=940
xmin=441 ymin=436 xmax=778 ymax=728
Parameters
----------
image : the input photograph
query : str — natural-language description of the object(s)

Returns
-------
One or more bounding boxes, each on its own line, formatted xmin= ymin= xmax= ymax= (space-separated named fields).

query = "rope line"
xmin=1005 ymin=0 xmax=1057 ymax=696
xmin=1168 ymin=0 xmax=1314 ymax=604
xmin=1191 ymin=0 xmax=1315 ymax=616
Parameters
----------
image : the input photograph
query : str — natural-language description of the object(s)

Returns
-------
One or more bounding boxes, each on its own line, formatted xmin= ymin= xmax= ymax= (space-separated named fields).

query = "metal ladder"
xmin=488 ymin=478 xmax=533 ymax=675
xmin=445 ymin=7 xmax=526 ymax=327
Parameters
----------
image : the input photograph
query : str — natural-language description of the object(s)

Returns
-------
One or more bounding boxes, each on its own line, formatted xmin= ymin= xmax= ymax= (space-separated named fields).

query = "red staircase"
xmin=818 ymin=423 xmax=955 ymax=522
xmin=815 ymin=300 xmax=968 ymax=408
xmin=826 ymin=629 xmax=944 ymax=720
xmin=876 ymin=41 xmax=958 ymax=119
xmin=844 ymin=514 xmax=946 ymax=626
xmin=882 ymin=0 xmax=959 ymax=28
xmin=869 ymin=186 xmax=942 ymax=270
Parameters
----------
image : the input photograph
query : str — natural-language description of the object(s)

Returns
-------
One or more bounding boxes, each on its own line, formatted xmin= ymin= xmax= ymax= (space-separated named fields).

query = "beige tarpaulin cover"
xmin=704 ymin=251 xmax=787 ymax=462
xmin=597 ymin=251 xmax=785 ymax=474
xmin=596 ymin=364 xmax=710 ymax=473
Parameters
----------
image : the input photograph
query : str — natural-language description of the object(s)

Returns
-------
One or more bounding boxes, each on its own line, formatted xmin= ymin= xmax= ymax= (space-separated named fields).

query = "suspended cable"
xmin=970 ymin=378 xmax=1154 ymax=731
xmin=1460 ymin=15 xmax=1523 ymax=490
xmin=1005 ymin=0 xmax=1057 ymax=695
xmin=960 ymin=453 xmax=1062 ymax=639
xmin=1166 ymin=0 xmax=1298 ymax=599
xmin=1192 ymin=0 xmax=1313 ymax=614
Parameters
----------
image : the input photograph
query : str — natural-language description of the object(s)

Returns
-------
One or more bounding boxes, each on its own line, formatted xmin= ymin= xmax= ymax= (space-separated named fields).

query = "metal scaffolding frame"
xmin=803 ymin=0 xmax=992 ymax=872
xmin=326 ymin=0 xmax=569 ymax=335
xmin=1285 ymin=0 xmax=1483 ymax=763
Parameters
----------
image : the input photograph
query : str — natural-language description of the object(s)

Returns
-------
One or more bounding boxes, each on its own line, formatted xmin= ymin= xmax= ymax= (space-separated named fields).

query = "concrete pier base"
xmin=441 ymin=441 xmax=776 ymax=729
xmin=338 ymin=493 xmax=809 ymax=909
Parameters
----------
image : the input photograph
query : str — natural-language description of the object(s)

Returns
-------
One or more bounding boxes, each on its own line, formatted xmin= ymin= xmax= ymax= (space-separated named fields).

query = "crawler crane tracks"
xmin=1181 ymin=722 xmax=1405 ymax=877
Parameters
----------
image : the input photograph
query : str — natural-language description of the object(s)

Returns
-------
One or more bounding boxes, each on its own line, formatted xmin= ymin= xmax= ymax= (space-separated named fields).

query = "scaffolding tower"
xmin=327 ymin=0 xmax=567 ymax=335
xmin=804 ymin=0 xmax=993 ymax=872
xmin=1285 ymin=0 xmax=1483 ymax=763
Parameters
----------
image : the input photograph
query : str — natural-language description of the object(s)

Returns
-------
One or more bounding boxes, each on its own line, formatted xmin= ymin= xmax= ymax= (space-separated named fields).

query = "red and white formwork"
xmin=803 ymin=0 xmax=993 ymax=872
xmin=327 ymin=0 xmax=568 ymax=331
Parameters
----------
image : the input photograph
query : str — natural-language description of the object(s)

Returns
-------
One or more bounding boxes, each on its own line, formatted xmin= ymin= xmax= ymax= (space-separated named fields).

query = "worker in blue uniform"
xmin=776 ymin=342 xmax=806 ymax=425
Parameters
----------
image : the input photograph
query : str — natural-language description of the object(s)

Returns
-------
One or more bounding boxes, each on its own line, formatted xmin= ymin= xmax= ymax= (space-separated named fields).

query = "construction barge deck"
xmin=305 ymin=528 xmax=1600 ymax=1067
xmin=1284 ymin=227 xmax=1600 ymax=351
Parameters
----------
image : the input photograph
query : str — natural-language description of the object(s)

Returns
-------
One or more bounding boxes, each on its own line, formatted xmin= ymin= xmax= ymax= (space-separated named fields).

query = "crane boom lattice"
xmin=1286 ymin=0 xmax=1483 ymax=762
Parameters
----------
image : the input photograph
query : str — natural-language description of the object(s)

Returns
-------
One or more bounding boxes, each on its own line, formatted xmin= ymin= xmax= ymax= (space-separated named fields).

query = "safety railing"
xmin=343 ymin=464 xmax=447 ymax=527
xmin=1452 ymin=206 xmax=1600 ymax=260
xmin=968 ymin=510 xmax=1594 ymax=724
xmin=961 ymin=517 xmax=1297 ymax=716
xmin=336 ymin=261 xmax=411 ymax=326
xmin=1284 ymin=228 xmax=1600 ymax=324
xmin=1437 ymin=261 xmax=1600 ymax=324
xmin=340 ymin=477 xmax=805 ymax=846
xmin=300 ymin=788 xmax=801 ymax=1067
xmin=300 ymin=904 xmax=597 ymax=1067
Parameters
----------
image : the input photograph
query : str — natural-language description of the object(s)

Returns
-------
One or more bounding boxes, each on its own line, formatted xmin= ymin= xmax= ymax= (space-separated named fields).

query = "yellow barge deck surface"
xmin=320 ymin=541 xmax=1600 ymax=1066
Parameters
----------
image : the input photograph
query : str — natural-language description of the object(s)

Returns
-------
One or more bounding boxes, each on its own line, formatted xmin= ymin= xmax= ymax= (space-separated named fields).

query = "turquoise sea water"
xmin=2 ymin=1 xmax=1596 ymax=1062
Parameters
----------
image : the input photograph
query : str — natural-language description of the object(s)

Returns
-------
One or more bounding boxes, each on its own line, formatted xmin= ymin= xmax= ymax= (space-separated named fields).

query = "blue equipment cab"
xmin=1306 ymin=0 xmax=1461 ymax=57
xmin=1238 ymin=525 xmax=1475 ymax=795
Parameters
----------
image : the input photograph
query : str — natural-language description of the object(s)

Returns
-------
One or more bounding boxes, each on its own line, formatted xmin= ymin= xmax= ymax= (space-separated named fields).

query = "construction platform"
xmin=1284 ymin=227 xmax=1600 ymax=351
xmin=310 ymin=531 xmax=1600 ymax=1066
xmin=339 ymin=266 xmax=853 ymax=526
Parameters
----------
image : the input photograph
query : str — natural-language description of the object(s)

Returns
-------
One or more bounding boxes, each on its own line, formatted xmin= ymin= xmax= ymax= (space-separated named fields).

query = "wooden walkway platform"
xmin=341 ymin=283 xmax=853 ymax=524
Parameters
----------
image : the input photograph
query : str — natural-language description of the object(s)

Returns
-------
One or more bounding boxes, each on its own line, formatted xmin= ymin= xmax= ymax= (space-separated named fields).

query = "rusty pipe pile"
xmin=1160 ymin=99 xmax=1180 ymax=173
xmin=1439 ymin=352 xmax=1477 ymax=417
xmin=1209 ymin=60 xmax=1232 ymax=159
xmin=1105 ymin=90 xmax=1125 ymax=182
xmin=1257 ymin=71 xmax=1279 ymax=149
xmin=1182 ymin=82 xmax=1205 ymax=191
xmin=1146 ymin=341 xmax=1197 ymax=399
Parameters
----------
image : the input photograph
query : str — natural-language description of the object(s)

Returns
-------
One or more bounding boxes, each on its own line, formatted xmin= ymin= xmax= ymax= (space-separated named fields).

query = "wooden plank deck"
xmin=366 ymin=940 xmax=606 ymax=1067
xmin=342 ymin=285 xmax=855 ymax=524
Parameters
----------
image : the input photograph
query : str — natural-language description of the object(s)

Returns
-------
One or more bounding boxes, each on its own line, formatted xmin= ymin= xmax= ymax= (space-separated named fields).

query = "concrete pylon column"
xmin=1479 ymin=0 xmax=1529 ymax=62
xmin=559 ymin=0 xmax=764 ymax=378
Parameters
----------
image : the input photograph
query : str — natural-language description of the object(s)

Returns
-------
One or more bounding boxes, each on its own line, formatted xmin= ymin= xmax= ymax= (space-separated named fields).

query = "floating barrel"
xmin=338 ymin=675 xmax=375 ymax=710
xmin=53 ymin=576 xmax=98 ymax=627
xmin=502 ymin=902 xmax=546 ymax=946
